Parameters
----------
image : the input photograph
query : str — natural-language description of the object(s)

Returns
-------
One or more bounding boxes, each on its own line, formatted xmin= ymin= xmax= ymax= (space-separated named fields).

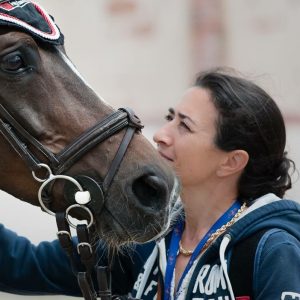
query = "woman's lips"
xmin=158 ymin=151 xmax=173 ymax=162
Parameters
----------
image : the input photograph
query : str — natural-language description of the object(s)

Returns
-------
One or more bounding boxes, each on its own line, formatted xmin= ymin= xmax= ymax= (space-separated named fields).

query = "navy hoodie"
xmin=0 ymin=225 xmax=152 ymax=296
xmin=131 ymin=194 xmax=300 ymax=299
xmin=1 ymin=194 xmax=300 ymax=299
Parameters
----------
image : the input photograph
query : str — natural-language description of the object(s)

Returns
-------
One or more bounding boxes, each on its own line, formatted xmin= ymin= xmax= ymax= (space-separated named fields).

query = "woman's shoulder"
xmin=253 ymin=228 xmax=300 ymax=297
xmin=259 ymin=228 xmax=300 ymax=249
xmin=255 ymin=228 xmax=300 ymax=265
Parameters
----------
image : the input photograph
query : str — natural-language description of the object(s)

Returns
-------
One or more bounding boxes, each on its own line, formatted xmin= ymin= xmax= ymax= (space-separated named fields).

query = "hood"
xmin=226 ymin=193 xmax=300 ymax=246
xmin=215 ymin=194 xmax=300 ymax=300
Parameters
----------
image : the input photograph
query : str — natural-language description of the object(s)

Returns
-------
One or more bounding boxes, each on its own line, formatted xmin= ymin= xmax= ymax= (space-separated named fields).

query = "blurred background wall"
xmin=0 ymin=1 xmax=299 ymax=298
xmin=0 ymin=0 xmax=299 ymax=258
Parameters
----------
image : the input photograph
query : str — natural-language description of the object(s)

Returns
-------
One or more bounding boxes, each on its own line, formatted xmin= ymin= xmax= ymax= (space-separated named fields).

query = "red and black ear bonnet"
xmin=0 ymin=0 xmax=64 ymax=45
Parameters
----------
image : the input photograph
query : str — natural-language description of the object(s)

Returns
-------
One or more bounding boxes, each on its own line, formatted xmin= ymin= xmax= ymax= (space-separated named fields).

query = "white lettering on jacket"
xmin=133 ymin=266 xmax=159 ymax=294
xmin=144 ymin=281 xmax=158 ymax=296
xmin=133 ymin=273 xmax=143 ymax=291
xmin=192 ymin=264 xmax=227 ymax=295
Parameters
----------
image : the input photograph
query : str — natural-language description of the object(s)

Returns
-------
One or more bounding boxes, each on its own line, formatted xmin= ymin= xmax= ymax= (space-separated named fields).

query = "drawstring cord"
xmin=157 ymin=239 xmax=167 ymax=279
xmin=219 ymin=233 xmax=235 ymax=300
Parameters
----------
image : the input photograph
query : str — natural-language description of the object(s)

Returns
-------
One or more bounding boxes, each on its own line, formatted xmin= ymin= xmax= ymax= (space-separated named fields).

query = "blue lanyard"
xmin=163 ymin=200 xmax=241 ymax=300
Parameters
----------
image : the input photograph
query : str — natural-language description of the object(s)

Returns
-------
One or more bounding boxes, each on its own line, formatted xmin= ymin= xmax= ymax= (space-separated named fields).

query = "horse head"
xmin=0 ymin=1 xmax=179 ymax=247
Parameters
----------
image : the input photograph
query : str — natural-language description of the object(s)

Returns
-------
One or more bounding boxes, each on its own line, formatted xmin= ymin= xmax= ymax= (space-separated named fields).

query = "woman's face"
xmin=153 ymin=87 xmax=227 ymax=188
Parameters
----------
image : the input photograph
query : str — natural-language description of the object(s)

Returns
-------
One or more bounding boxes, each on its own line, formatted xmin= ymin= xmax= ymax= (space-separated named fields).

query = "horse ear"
xmin=217 ymin=150 xmax=249 ymax=177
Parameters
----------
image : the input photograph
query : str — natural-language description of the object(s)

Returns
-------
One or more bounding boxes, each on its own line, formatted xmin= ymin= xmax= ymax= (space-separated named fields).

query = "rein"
xmin=0 ymin=105 xmax=143 ymax=299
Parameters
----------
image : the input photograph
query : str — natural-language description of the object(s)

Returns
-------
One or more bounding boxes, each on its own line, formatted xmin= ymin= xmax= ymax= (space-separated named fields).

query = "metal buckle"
xmin=77 ymin=242 xmax=93 ymax=255
xmin=56 ymin=230 xmax=72 ymax=240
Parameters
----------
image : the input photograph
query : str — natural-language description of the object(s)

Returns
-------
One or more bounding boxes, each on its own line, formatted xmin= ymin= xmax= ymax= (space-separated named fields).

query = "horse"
xmin=0 ymin=1 xmax=179 ymax=249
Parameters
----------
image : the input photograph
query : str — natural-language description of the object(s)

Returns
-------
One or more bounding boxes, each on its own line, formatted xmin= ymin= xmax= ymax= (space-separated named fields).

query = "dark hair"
xmin=194 ymin=69 xmax=295 ymax=204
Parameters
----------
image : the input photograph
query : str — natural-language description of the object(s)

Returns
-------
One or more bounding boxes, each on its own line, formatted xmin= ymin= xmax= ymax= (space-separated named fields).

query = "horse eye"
xmin=1 ymin=53 xmax=25 ymax=72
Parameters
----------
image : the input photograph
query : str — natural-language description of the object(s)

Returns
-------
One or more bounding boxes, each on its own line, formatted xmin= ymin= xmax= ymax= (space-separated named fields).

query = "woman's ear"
xmin=217 ymin=150 xmax=249 ymax=177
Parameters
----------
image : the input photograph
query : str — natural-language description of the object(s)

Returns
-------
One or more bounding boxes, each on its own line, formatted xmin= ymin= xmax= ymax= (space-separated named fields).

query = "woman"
xmin=1 ymin=69 xmax=300 ymax=299
xmin=130 ymin=69 xmax=300 ymax=299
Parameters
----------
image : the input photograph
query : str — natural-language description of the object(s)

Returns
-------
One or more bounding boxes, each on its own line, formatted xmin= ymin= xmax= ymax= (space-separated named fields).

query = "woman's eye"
xmin=179 ymin=122 xmax=190 ymax=130
xmin=1 ymin=53 xmax=25 ymax=72
xmin=165 ymin=114 xmax=173 ymax=121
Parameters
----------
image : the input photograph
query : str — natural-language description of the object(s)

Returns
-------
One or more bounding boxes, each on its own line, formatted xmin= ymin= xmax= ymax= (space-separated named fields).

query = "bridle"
xmin=0 ymin=103 xmax=143 ymax=299
xmin=0 ymin=104 xmax=143 ymax=208
xmin=0 ymin=105 xmax=142 ymax=175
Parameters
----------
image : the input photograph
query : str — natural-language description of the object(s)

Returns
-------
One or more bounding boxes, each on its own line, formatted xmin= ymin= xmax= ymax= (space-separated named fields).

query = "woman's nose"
xmin=153 ymin=124 xmax=172 ymax=146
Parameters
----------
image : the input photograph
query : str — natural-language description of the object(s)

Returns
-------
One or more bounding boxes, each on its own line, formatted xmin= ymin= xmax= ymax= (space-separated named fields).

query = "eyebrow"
xmin=168 ymin=107 xmax=196 ymax=125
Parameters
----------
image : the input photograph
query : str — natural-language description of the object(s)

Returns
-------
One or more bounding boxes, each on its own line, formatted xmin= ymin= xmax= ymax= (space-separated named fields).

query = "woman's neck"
xmin=180 ymin=184 xmax=237 ymax=243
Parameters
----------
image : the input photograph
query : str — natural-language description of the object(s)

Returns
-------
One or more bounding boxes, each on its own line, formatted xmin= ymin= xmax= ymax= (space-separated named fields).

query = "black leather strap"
xmin=77 ymin=272 xmax=98 ymax=300
xmin=55 ymin=110 xmax=131 ymax=174
xmin=103 ymin=126 xmax=135 ymax=192
xmin=56 ymin=213 xmax=100 ymax=299
xmin=0 ymin=108 xmax=58 ymax=171
xmin=97 ymin=266 xmax=112 ymax=300
xmin=0 ymin=106 xmax=143 ymax=175
xmin=77 ymin=224 xmax=96 ymax=274
xmin=55 ymin=212 xmax=79 ymax=274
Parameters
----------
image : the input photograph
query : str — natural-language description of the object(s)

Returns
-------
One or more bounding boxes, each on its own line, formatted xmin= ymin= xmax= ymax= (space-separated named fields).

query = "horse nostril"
xmin=132 ymin=175 xmax=168 ymax=209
